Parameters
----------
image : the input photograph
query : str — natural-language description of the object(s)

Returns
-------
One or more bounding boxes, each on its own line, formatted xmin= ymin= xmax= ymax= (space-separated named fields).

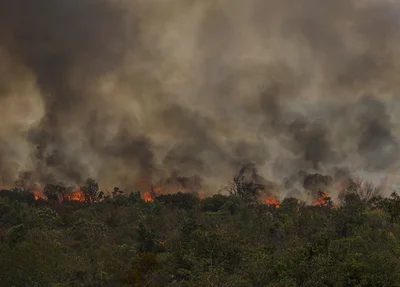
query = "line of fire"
xmin=1 ymin=164 xmax=391 ymax=211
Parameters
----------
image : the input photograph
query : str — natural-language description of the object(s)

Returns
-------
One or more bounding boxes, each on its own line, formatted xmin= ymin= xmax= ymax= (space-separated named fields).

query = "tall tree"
xmin=81 ymin=178 xmax=99 ymax=203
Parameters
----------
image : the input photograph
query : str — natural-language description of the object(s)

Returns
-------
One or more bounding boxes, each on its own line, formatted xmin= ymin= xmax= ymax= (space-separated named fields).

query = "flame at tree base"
xmin=265 ymin=198 xmax=281 ymax=208
xmin=313 ymin=192 xmax=337 ymax=209
xmin=33 ymin=189 xmax=86 ymax=203
xmin=143 ymin=186 xmax=162 ymax=202
xmin=144 ymin=190 xmax=155 ymax=202
xmin=33 ymin=190 xmax=47 ymax=201
xmin=27 ymin=179 xmax=339 ymax=209
xmin=65 ymin=190 xmax=85 ymax=202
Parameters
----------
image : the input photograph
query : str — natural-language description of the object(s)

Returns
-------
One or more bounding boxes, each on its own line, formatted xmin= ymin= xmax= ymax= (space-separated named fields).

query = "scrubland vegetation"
xmin=0 ymin=177 xmax=400 ymax=287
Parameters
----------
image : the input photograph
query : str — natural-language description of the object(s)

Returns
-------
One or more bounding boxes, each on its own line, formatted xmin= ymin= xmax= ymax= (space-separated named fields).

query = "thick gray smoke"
xmin=1 ymin=0 xmax=400 ymax=196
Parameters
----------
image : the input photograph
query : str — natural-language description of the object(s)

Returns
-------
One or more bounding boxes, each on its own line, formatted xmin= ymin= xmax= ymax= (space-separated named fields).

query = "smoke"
xmin=1 ymin=0 xmax=400 ymax=194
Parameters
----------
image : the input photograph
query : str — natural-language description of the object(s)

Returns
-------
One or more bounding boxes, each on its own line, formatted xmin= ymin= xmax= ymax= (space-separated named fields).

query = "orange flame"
xmin=313 ymin=192 xmax=337 ymax=209
xmin=144 ymin=190 xmax=155 ymax=202
xmin=313 ymin=193 xmax=328 ymax=207
xmin=139 ymin=178 xmax=159 ymax=202
xmin=143 ymin=186 xmax=163 ymax=202
xmin=66 ymin=190 xmax=86 ymax=202
xmin=33 ymin=190 xmax=47 ymax=200
xmin=32 ymin=188 xmax=87 ymax=203
xmin=265 ymin=198 xmax=280 ymax=208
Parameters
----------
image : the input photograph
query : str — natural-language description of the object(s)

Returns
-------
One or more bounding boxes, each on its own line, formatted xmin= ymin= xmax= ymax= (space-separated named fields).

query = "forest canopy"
xmin=0 ymin=174 xmax=399 ymax=287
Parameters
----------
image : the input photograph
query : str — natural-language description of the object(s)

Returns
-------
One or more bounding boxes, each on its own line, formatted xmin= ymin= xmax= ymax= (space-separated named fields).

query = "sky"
xmin=0 ymin=0 xmax=400 ymax=196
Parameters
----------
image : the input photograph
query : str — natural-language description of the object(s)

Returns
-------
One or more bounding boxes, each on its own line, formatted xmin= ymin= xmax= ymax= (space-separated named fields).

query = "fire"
xmin=143 ymin=186 xmax=163 ymax=202
xmin=66 ymin=190 xmax=85 ymax=202
xmin=33 ymin=190 xmax=47 ymax=200
xmin=313 ymin=193 xmax=328 ymax=207
xmin=32 ymin=188 xmax=86 ymax=203
xmin=265 ymin=198 xmax=280 ymax=208
xmin=313 ymin=192 xmax=337 ymax=209
xmin=144 ymin=190 xmax=155 ymax=202
xmin=139 ymin=178 xmax=159 ymax=202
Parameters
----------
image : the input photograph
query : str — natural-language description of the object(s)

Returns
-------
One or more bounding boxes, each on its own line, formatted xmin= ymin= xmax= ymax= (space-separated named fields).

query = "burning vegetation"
xmin=1 ymin=0 xmax=400 ymax=285
xmin=1 ymin=170 xmax=399 ymax=287
xmin=9 ymin=165 xmax=389 ymax=210
xmin=143 ymin=186 xmax=162 ymax=203
xmin=0 ymin=165 xmax=398 ymax=287
xmin=313 ymin=191 xmax=337 ymax=209
xmin=265 ymin=198 xmax=281 ymax=208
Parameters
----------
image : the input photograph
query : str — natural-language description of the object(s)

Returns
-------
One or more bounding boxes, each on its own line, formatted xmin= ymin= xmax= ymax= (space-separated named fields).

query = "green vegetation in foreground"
xmin=0 ymin=179 xmax=400 ymax=287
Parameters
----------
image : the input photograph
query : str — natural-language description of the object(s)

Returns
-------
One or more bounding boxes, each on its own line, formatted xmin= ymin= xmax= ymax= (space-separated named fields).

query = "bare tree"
xmin=338 ymin=178 xmax=380 ymax=206
xmin=228 ymin=164 xmax=264 ymax=205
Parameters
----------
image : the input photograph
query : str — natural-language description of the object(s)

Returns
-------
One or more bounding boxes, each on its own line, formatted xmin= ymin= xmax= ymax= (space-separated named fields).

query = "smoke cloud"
xmin=1 ymin=0 xmax=400 ymax=195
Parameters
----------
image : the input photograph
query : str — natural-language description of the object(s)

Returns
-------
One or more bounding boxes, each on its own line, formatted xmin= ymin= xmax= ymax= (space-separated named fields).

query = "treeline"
xmin=0 ymin=179 xmax=400 ymax=286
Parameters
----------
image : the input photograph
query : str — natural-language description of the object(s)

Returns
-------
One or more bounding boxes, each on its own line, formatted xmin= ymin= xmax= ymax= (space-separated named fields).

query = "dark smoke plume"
xmin=1 ymin=0 xmax=400 ymax=197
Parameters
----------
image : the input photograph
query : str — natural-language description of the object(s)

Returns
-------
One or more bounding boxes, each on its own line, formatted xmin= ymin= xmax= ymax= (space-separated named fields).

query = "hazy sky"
xmin=1 ymin=0 xmax=400 ymax=194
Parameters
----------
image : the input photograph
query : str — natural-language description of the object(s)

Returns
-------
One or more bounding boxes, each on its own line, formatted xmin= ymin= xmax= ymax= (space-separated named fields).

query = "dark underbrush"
xmin=0 ymin=184 xmax=400 ymax=287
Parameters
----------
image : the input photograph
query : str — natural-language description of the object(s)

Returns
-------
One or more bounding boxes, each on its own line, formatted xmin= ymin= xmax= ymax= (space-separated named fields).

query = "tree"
xmin=381 ymin=192 xmax=400 ymax=223
xmin=129 ymin=191 xmax=141 ymax=203
xmin=229 ymin=164 xmax=264 ymax=205
xmin=112 ymin=187 xmax=124 ymax=198
xmin=43 ymin=184 xmax=65 ymax=203
xmin=14 ymin=171 xmax=32 ymax=192
xmin=136 ymin=223 xmax=157 ymax=253
xmin=201 ymin=194 xmax=230 ymax=212
xmin=80 ymin=178 xmax=99 ymax=203
xmin=338 ymin=178 xmax=380 ymax=208
xmin=156 ymin=192 xmax=199 ymax=210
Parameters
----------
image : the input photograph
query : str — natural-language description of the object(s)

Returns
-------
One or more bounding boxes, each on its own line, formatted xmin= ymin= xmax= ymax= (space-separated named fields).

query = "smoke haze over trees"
xmin=1 ymin=0 xmax=400 ymax=197
xmin=2 ymin=2 xmax=400 ymax=285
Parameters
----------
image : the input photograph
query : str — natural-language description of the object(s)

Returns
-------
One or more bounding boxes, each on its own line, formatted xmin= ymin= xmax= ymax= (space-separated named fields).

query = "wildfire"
xmin=139 ymin=178 xmax=160 ymax=202
xmin=144 ymin=190 xmax=155 ymax=202
xmin=33 ymin=189 xmax=86 ymax=203
xmin=265 ymin=198 xmax=280 ymax=208
xmin=33 ymin=190 xmax=47 ymax=200
xmin=143 ymin=186 xmax=163 ymax=202
xmin=313 ymin=192 xmax=337 ymax=209
xmin=65 ymin=190 xmax=85 ymax=202
xmin=313 ymin=193 xmax=328 ymax=207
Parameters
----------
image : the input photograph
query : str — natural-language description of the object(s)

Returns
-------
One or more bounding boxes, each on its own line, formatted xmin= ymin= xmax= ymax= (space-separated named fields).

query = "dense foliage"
xmin=1 ymin=184 xmax=400 ymax=287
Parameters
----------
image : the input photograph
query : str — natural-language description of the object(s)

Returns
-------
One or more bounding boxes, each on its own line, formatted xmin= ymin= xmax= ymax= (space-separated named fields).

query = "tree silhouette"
xmin=80 ymin=178 xmax=99 ymax=203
